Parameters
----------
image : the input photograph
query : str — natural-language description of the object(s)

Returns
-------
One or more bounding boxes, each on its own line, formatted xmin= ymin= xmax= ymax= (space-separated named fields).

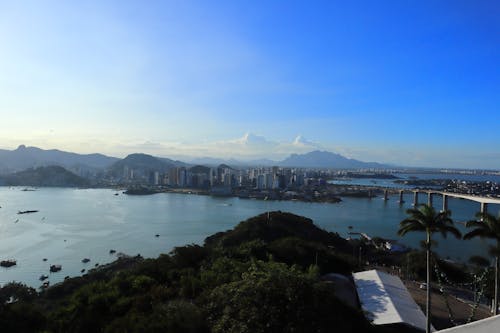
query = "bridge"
xmin=380 ymin=189 xmax=500 ymax=215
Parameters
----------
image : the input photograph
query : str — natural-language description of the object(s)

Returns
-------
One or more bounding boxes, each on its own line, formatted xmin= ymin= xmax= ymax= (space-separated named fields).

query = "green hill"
xmin=189 ymin=165 xmax=211 ymax=174
xmin=205 ymin=211 xmax=351 ymax=252
xmin=0 ymin=166 xmax=90 ymax=187
xmin=107 ymin=153 xmax=174 ymax=179
xmin=0 ymin=212 xmax=413 ymax=333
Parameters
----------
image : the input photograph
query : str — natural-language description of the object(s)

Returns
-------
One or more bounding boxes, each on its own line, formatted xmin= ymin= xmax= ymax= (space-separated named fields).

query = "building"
xmin=256 ymin=174 xmax=266 ymax=190
xmin=353 ymin=269 xmax=432 ymax=332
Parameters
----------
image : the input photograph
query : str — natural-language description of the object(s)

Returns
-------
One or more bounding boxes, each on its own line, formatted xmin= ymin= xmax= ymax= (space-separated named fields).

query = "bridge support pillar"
xmin=480 ymin=202 xmax=488 ymax=221
xmin=413 ymin=191 xmax=419 ymax=206
xmin=383 ymin=190 xmax=388 ymax=201
xmin=427 ymin=192 xmax=434 ymax=207
xmin=442 ymin=194 xmax=448 ymax=212
xmin=398 ymin=190 xmax=405 ymax=204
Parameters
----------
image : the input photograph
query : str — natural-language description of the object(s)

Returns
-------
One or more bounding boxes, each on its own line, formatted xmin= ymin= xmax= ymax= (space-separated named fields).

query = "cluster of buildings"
xmin=110 ymin=163 xmax=500 ymax=200
xmin=445 ymin=179 xmax=500 ymax=197
xmin=116 ymin=164 xmax=333 ymax=191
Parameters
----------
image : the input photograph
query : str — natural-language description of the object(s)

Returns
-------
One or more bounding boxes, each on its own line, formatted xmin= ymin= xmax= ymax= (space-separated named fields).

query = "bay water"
xmin=1 ymin=186 xmax=499 ymax=288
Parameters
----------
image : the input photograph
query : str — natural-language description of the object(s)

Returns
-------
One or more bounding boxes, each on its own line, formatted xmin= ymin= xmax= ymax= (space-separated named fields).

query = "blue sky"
xmin=0 ymin=1 xmax=498 ymax=168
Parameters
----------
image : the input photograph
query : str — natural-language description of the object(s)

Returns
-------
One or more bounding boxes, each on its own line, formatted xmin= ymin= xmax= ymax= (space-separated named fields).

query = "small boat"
xmin=114 ymin=193 xmax=119 ymax=196
xmin=81 ymin=269 xmax=85 ymax=273
xmin=41 ymin=281 xmax=50 ymax=288
xmin=18 ymin=210 xmax=39 ymax=214
xmin=0 ymin=260 xmax=16 ymax=267
xmin=50 ymin=264 xmax=62 ymax=272
xmin=109 ymin=249 xmax=116 ymax=254
xmin=42 ymin=258 xmax=47 ymax=261
xmin=82 ymin=258 xmax=90 ymax=263
xmin=39 ymin=274 xmax=48 ymax=281
xmin=155 ymin=234 xmax=160 ymax=237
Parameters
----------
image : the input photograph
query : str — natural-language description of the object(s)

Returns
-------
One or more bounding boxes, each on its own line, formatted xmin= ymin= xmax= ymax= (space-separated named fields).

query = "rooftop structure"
xmin=353 ymin=269 xmax=433 ymax=332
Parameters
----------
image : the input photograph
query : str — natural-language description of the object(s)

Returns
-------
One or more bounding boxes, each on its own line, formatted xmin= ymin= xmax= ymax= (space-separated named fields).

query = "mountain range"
xmin=0 ymin=165 xmax=90 ymax=187
xmin=280 ymin=151 xmax=387 ymax=169
xmin=0 ymin=145 xmax=119 ymax=174
xmin=0 ymin=145 xmax=391 ymax=175
xmin=107 ymin=153 xmax=187 ymax=178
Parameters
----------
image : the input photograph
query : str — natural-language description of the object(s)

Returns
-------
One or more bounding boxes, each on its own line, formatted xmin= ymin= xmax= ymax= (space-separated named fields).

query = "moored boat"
xmin=50 ymin=264 xmax=62 ymax=272
xmin=17 ymin=210 xmax=39 ymax=214
xmin=0 ymin=259 xmax=16 ymax=267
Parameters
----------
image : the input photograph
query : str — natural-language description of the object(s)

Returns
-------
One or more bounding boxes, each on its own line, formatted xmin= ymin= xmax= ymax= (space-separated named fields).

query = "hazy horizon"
xmin=1 ymin=1 xmax=498 ymax=169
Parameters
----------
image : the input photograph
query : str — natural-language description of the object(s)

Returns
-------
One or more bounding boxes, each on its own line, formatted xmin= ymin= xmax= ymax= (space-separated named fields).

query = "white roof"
xmin=353 ymin=269 xmax=433 ymax=332
xmin=437 ymin=315 xmax=500 ymax=333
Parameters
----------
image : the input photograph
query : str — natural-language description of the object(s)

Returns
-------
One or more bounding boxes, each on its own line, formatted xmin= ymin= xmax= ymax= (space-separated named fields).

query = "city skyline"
xmin=1 ymin=1 xmax=499 ymax=168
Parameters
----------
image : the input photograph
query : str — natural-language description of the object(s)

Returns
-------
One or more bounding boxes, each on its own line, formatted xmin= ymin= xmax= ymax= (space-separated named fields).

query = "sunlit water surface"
xmin=1 ymin=187 xmax=498 ymax=287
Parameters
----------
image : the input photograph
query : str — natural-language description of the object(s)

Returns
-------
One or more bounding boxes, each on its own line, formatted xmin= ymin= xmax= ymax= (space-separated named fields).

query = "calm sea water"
xmin=1 ymin=187 xmax=499 ymax=288
xmin=329 ymin=172 xmax=500 ymax=188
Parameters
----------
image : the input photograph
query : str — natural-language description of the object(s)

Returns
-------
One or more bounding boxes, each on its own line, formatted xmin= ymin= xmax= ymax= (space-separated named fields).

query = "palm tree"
xmin=398 ymin=204 xmax=461 ymax=333
xmin=463 ymin=212 xmax=500 ymax=315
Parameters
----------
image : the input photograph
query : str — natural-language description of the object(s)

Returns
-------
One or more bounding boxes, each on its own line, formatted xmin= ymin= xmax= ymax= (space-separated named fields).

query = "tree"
xmin=398 ymin=204 xmax=461 ymax=333
xmin=204 ymin=260 xmax=373 ymax=333
xmin=463 ymin=212 xmax=500 ymax=315
xmin=0 ymin=282 xmax=37 ymax=306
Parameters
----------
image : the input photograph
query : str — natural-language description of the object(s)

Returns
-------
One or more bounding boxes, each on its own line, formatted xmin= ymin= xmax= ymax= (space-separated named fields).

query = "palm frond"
xmin=398 ymin=204 xmax=459 ymax=242
xmin=464 ymin=211 xmax=500 ymax=242
xmin=465 ymin=220 xmax=485 ymax=229
xmin=463 ymin=228 xmax=490 ymax=240
xmin=441 ymin=225 xmax=462 ymax=239
xmin=475 ymin=211 xmax=496 ymax=223
xmin=398 ymin=224 xmax=426 ymax=236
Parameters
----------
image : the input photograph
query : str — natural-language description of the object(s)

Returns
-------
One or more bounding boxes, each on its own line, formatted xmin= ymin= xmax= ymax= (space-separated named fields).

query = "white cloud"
xmin=91 ymin=133 xmax=320 ymax=160
xmin=208 ymin=133 xmax=323 ymax=159
xmin=291 ymin=135 xmax=322 ymax=149
xmin=4 ymin=133 xmax=497 ymax=169
xmin=231 ymin=133 xmax=275 ymax=146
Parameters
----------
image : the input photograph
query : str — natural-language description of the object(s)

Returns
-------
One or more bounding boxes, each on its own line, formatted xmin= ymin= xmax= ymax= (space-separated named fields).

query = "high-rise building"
xmin=177 ymin=167 xmax=186 ymax=187
xmin=257 ymin=174 xmax=266 ymax=190
xmin=168 ymin=168 xmax=178 ymax=186
xmin=265 ymin=173 xmax=273 ymax=189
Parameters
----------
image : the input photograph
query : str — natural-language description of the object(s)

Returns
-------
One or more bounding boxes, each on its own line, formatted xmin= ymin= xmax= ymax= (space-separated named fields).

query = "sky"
xmin=0 ymin=1 xmax=499 ymax=168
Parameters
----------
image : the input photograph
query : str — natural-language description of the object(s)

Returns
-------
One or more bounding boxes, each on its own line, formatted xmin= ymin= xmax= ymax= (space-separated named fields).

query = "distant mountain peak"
xmin=123 ymin=153 xmax=158 ymax=160
xmin=218 ymin=163 xmax=235 ymax=170
xmin=279 ymin=150 xmax=387 ymax=169
xmin=0 ymin=145 xmax=119 ymax=175
xmin=0 ymin=165 xmax=89 ymax=187
xmin=107 ymin=152 xmax=188 ymax=179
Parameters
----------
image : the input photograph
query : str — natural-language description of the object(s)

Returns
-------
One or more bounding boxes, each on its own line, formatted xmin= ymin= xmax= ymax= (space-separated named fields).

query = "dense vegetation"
xmin=0 ymin=166 xmax=89 ymax=187
xmin=0 ymin=212 xmax=425 ymax=332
